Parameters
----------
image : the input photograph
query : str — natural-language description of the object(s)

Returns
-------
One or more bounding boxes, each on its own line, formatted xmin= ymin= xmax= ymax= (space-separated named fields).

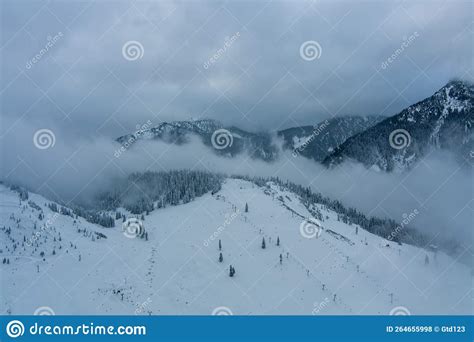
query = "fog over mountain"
xmin=1 ymin=0 xmax=472 ymax=138
xmin=0 ymin=0 xmax=472 ymax=317
xmin=1 ymin=110 xmax=472 ymax=254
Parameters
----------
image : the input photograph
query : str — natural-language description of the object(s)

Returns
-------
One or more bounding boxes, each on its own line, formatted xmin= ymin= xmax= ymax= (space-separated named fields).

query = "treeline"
xmin=6 ymin=171 xmax=222 ymax=228
xmin=233 ymin=175 xmax=429 ymax=247
xmin=47 ymin=202 xmax=115 ymax=228
xmin=10 ymin=185 xmax=29 ymax=201
xmin=96 ymin=170 xmax=223 ymax=214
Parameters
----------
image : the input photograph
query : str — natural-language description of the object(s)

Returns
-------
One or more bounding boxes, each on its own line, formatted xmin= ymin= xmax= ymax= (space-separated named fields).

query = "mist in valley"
xmin=1 ymin=116 xmax=471 ymax=260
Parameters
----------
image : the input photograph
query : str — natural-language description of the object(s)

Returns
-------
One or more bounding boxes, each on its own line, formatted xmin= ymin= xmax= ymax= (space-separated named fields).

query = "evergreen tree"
xmin=279 ymin=254 xmax=282 ymax=264
xmin=218 ymin=239 xmax=222 ymax=251
xmin=219 ymin=252 xmax=223 ymax=263
xmin=97 ymin=170 xmax=222 ymax=214
xmin=276 ymin=237 xmax=280 ymax=246
xmin=261 ymin=237 xmax=266 ymax=249
xmin=245 ymin=203 xmax=248 ymax=213
xmin=232 ymin=174 xmax=430 ymax=248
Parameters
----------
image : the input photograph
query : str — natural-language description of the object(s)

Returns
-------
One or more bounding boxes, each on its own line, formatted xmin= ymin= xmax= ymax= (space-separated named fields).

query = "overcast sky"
xmin=1 ymin=0 xmax=473 ymax=139
xmin=0 ymin=1 xmax=472 ymax=250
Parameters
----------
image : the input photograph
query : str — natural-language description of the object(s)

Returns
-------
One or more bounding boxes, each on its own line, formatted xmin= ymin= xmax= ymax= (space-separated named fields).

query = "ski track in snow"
xmin=0 ymin=180 xmax=471 ymax=315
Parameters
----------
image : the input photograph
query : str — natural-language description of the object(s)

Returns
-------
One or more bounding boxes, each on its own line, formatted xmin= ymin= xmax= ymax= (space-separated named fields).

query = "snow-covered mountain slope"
xmin=324 ymin=80 xmax=473 ymax=171
xmin=115 ymin=116 xmax=382 ymax=164
xmin=116 ymin=119 xmax=279 ymax=162
xmin=278 ymin=116 xmax=383 ymax=162
xmin=115 ymin=81 xmax=472 ymax=172
xmin=1 ymin=180 xmax=471 ymax=315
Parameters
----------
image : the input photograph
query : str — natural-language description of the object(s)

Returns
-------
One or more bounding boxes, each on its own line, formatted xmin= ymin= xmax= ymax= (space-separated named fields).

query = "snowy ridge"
xmin=278 ymin=116 xmax=383 ymax=161
xmin=116 ymin=119 xmax=279 ymax=162
xmin=1 ymin=180 xmax=471 ymax=315
xmin=116 ymin=116 xmax=382 ymax=163
xmin=324 ymin=80 xmax=474 ymax=171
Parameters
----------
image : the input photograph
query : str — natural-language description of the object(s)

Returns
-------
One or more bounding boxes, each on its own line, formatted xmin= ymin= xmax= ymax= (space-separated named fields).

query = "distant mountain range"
xmin=116 ymin=116 xmax=383 ymax=163
xmin=277 ymin=116 xmax=383 ymax=162
xmin=117 ymin=119 xmax=279 ymax=161
xmin=116 ymin=80 xmax=473 ymax=172
xmin=323 ymin=80 xmax=473 ymax=171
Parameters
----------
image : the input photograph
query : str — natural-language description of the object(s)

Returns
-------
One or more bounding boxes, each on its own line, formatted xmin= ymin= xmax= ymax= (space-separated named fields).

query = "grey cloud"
xmin=0 ymin=1 xmax=472 ymax=254
xmin=1 ymin=0 xmax=472 ymax=139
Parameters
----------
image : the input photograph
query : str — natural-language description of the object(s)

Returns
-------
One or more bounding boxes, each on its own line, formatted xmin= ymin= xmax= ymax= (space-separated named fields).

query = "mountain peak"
xmin=324 ymin=80 xmax=473 ymax=171
xmin=444 ymin=78 xmax=473 ymax=89
xmin=436 ymin=79 xmax=474 ymax=103
xmin=153 ymin=118 xmax=223 ymax=133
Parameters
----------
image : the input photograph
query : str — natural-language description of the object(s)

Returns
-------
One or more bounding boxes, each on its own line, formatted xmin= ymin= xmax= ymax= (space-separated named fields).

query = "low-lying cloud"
xmin=2 ymin=118 xmax=471 ymax=256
